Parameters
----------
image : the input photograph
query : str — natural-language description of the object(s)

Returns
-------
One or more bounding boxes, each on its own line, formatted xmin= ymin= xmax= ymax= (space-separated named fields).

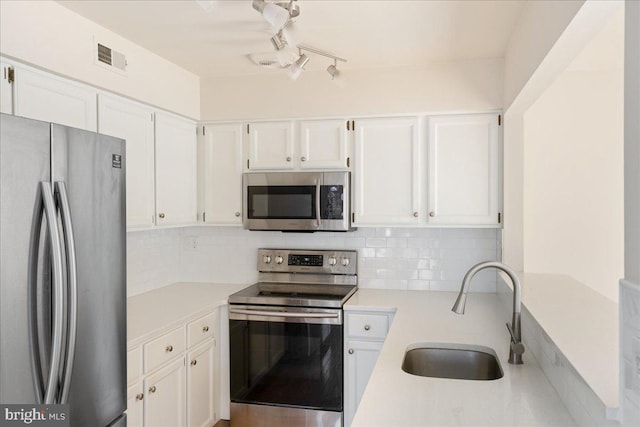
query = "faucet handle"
xmin=510 ymin=341 xmax=525 ymax=355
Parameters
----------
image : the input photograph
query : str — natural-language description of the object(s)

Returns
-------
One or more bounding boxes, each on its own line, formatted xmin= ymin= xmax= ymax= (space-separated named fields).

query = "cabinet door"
xmin=98 ymin=94 xmax=155 ymax=228
xmin=344 ymin=340 xmax=383 ymax=427
xmin=144 ymin=358 xmax=187 ymax=427
xmin=1 ymin=61 xmax=13 ymax=114
xmin=299 ymin=119 xmax=350 ymax=169
xmin=353 ymin=117 xmax=421 ymax=225
xmin=202 ymin=124 xmax=243 ymax=224
xmin=187 ymin=340 xmax=217 ymax=427
xmin=127 ymin=382 xmax=145 ymax=427
xmin=155 ymin=112 xmax=197 ymax=226
xmin=428 ymin=113 xmax=501 ymax=225
xmin=246 ymin=121 xmax=294 ymax=170
xmin=13 ymin=65 xmax=97 ymax=131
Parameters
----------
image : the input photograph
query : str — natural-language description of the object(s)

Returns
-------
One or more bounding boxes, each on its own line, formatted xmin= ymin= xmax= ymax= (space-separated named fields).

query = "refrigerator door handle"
xmin=55 ymin=181 xmax=78 ymax=404
xmin=40 ymin=182 xmax=66 ymax=404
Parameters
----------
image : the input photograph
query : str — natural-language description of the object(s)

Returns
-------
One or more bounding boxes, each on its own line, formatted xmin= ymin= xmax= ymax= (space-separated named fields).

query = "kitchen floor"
xmin=214 ymin=420 xmax=229 ymax=427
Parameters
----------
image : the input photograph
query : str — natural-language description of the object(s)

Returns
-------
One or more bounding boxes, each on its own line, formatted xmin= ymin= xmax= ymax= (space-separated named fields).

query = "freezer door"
xmin=0 ymin=114 xmax=51 ymax=403
xmin=51 ymin=124 xmax=126 ymax=426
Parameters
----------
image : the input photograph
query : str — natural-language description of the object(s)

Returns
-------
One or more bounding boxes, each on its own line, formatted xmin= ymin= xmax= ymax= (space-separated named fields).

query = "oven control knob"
xmin=275 ymin=255 xmax=284 ymax=264
xmin=328 ymin=256 xmax=337 ymax=266
xmin=263 ymin=255 xmax=272 ymax=264
xmin=341 ymin=257 xmax=350 ymax=266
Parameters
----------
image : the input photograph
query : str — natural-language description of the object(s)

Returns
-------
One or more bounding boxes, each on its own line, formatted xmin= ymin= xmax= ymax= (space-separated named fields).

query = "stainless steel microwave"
xmin=243 ymin=171 xmax=352 ymax=232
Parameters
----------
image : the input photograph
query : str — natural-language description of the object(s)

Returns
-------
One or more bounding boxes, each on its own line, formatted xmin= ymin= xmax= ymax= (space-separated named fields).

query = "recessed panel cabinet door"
xmin=0 ymin=60 xmax=13 ymax=114
xmin=155 ymin=112 xmax=197 ymax=226
xmin=428 ymin=113 xmax=501 ymax=226
xmin=344 ymin=340 xmax=383 ymax=427
xmin=202 ymin=124 xmax=243 ymax=224
xmin=299 ymin=119 xmax=349 ymax=169
xmin=98 ymin=94 xmax=155 ymax=228
xmin=144 ymin=358 xmax=187 ymax=427
xmin=353 ymin=117 xmax=421 ymax=225
xmin=126 ymin=382 xmax=144 ymax=427
xmin=246 ymin=121 xmax=294 ymax=170
xmin=187 ymin=340 xmax=216 ymax=427
xmin=13 ymin=64 xmax=97 ymax=131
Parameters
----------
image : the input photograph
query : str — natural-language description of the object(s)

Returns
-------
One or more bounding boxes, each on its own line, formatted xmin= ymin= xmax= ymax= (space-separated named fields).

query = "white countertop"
xmin=127 ymin=282 xmax=246 ymax=348
xmin=345 ymin=289 xmax=576 ymax=426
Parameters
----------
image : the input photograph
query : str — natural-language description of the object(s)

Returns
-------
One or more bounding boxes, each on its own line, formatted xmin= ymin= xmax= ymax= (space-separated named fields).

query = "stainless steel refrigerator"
xmin=0 ymin=113 xmax=127 ymax=426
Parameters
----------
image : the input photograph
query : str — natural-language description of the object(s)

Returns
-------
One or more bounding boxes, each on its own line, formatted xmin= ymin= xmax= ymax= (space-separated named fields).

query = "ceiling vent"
xmin=95 ymin=40 xmax=127 ymax=74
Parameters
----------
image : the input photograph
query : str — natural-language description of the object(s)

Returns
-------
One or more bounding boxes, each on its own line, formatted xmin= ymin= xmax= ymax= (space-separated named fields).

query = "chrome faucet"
xmin=452 ymin=261 xmax=525 ymax=365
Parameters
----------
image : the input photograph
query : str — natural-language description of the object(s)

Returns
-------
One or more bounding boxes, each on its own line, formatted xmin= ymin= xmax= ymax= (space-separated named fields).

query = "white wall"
xmin=523 ymin=66 xmax=623 ymax=302
xmin=0 ymin=0 xmax=200 ymax=118
xmin=126 ymin=227 xmax=500 ymax=297
xmin=200 ymin=59 xmax=503 ymax=120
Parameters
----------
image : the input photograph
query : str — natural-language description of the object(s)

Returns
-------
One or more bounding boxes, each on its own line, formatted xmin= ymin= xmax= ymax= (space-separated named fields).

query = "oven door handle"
xmin=229 ymin=308 xmax=339 ymax=319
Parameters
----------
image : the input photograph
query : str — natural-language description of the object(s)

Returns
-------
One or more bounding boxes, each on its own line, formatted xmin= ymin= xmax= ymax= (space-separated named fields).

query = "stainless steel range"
xmin=228 ymin=249 xmax=358 ymax=427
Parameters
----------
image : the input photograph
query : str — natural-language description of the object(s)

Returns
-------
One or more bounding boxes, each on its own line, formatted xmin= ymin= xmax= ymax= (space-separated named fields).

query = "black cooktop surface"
xmin=228 ymin=282 xmax=357 ymax=308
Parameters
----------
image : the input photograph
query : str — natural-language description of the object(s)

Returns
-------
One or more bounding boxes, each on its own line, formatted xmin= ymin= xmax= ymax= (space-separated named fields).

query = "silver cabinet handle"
xmin=301 ymin=156 xmax=307 ymax=162
xmin=235 ymin=212 xmax=241 ymax=217
xmin=364 ymin=324 xmax=371 ymax=331
xmin=348 ymin=349 xmax=354 ymax=354
xmin=148 ymin=386 xmax=157 ymax=394
xmin=202 ymin=326 xmax=209 ymax=333
xmin=286 ymin=156 xmax=291 ymax=162
xmin=191 ymin=360 xmax=197 ymax=366
xmin=413 ymin=212 xmax=419 ymax=218
xmin=136 ymin=393 xmax=144 ymax=401
xmin=55 ymin=181 xmax=78 ymax=404
xmin=165 ymin=345 xmax=173 ymax=352
xmin=158 ymin=213 xmax=165 ymax=219
xmin=429 ymin=211 xmax=435 ymax=217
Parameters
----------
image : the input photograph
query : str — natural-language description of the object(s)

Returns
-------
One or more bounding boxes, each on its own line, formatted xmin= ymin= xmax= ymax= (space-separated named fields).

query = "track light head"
xmin=289 ymin=53 xmax=309 ymax=80
xmin=252 ymin=0 xmax=290 ymax=30
xmin=326 ymin=64 xmax=339 ymax=79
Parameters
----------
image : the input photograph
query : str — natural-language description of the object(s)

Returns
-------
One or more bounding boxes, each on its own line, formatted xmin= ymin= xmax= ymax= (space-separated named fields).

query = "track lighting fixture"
xmin=288 ymin=53 xmax=309 ymax=80
xmin=252 ymin=0 xmax=290 ymax=30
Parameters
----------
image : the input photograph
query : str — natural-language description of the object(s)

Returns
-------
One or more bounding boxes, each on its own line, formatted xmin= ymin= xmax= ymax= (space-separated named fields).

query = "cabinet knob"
xmin=429 ymin=211 xmax=435 ymax=217
xmin=301 ymin=156 xmax=307 ymax=162
xmin=413 ymin=212 xmax=419 ymax=218
xmin=202 ymin=326 xmax=209 ymax=332
xmin=165 ymin=345 xmax=173 ymax=353
xmin=364 ymin=324 xmax=371 ymax=331
xmin=148 ymin=386 xmax=157 ymax=394
xmin=158 ymin=213 xmax=165 ymax=219
xmin=136 ymin=393 xmax=144 ymax=401
xmin=235 ymin=212 xmax=241 ymax=217
xmin=286 ymin=156 xmax=292 ymax=162
xmin=191 ymin=359 xmax=197 ymax=366
xmin=348 ymin=348 xmax=354 ymax=354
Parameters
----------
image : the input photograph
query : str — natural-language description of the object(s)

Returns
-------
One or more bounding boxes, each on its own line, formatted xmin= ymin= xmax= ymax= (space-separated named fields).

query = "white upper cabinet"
xmin=155 ymin=112 xmax=198 ymax=226
xmin=299 ymin=119 xmax=350 ymax=169
xmin=201 ymin=123 xmax=244 ymax=225
xmin=13 ymin=64 xmax=97 ymax=131
xmin=98 ymin=94 xmax=155 ymax=229
xmin=246 ymin=121 xmax=294 ymax=170
xmin=427 ymin=113 xmax=501 ymax=226
xmin=353 ymin=117 xmax=421 ymax=225
xmin=1 ymin=60 xmax=13 ymax=114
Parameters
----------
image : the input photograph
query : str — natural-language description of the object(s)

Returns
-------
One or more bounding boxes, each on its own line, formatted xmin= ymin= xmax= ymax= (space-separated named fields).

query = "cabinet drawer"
xmin=127 ymin=347 xmax=143 ymax=384
xmin=347 ymin=313 xmax=389 ymax=340
xmin=187 ymin=311 xmax=217 ymax=348
xmin=144 ymin=327 xmax=186 ymax=373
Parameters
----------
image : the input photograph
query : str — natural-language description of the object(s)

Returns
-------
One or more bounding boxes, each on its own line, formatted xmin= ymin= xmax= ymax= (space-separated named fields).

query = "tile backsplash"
xmin=127 ymin=226 xmax=500 ymax=296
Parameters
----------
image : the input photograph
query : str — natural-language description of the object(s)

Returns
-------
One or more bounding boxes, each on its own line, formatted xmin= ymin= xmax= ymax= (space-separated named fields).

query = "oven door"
xmin=228 ymin=305 xmax=343 ymax=415
xmin=243 ymin=172 xmax=323 ymax=231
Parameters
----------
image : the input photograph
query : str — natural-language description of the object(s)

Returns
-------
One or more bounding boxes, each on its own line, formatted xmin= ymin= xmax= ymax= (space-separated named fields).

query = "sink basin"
xmin=401 ymin=343 xmax=504 ymax=380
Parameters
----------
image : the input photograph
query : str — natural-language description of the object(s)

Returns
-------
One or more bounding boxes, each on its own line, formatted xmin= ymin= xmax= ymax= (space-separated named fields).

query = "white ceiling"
xmin=56 ymin=0 xmax=526 ymax=78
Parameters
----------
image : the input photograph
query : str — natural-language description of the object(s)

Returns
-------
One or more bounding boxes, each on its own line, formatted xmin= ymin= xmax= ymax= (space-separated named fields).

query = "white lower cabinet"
xmin=187 ymin=340 xmax=216 ymax=427
xmin=144 ymin=358 xmax=187 ymax=427
xmin=344 ymin=310 xmax=394 ymax=427
xmin=127 ymin=310 xmax=219 ymax=427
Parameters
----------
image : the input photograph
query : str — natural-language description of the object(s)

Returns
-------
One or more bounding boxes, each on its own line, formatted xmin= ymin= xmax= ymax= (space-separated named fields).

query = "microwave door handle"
xmin=315 ymin=179 xmax=321 ymax=228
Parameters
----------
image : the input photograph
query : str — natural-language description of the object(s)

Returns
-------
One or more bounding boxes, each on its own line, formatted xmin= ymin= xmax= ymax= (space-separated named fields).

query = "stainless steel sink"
xmin=401 ymin=344 xmax=504 ymax=380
